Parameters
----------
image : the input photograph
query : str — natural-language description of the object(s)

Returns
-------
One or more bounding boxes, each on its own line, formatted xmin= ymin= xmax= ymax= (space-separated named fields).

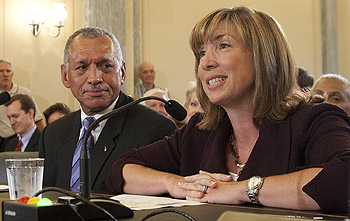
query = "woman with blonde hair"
xmin=184 ymin=80 xmax=204 ymax=122
xmin=107 ymin=7 xmax=349 ymax=213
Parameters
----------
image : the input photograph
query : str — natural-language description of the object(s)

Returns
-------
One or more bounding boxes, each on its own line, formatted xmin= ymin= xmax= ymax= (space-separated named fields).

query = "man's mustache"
xmin=83 ymin=84 xmax=108 ymax=93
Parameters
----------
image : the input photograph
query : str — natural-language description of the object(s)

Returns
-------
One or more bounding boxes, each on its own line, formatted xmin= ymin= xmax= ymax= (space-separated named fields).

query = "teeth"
xmin=208 ymin=78 xmax=225 ymax=86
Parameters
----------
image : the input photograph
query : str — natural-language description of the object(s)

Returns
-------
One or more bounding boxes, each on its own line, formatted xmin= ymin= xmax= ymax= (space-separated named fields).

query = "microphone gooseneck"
xmin=80 ymin=96 xmax=187 ymax=197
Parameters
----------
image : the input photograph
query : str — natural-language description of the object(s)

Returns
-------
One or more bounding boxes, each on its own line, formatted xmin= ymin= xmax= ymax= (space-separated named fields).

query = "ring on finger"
xmin=202 ymin=185 xmax=208 ymax=194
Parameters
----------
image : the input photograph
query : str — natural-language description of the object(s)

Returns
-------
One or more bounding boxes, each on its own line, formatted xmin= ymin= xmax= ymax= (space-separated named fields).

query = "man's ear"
xmin=61 ymin=64 xmax=70 ymax=88
xmin=28 ymin=109 xmax=35 ymax=120
xmin=138 ymin=69 xmax=142 ymax=79
xmin=120 ymin=61 xmax=126 ymax=85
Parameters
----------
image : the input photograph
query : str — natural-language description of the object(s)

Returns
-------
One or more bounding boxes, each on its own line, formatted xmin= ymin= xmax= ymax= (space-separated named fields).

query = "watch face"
xmin=248 ymin=176 xmax=261 ymax=189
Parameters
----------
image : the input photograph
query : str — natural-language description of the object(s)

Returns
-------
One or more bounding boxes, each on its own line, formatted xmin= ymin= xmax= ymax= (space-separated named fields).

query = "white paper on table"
xmin=111 ymin=194 xmax=206 ymax=210
xmin=0 ymin=185 xmax=9 ymax=191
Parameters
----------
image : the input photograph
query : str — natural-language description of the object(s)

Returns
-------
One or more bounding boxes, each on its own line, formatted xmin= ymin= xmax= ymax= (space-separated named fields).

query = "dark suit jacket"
xmin=2 ymin=127 xmax=41 ymax=152
xmin=39 ymin=92 xmax=177 ymax=192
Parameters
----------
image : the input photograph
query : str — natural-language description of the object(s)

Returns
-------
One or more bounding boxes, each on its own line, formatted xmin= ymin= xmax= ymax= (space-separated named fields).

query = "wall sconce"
xmin=27 ymin=2 xmax=67 ymax=38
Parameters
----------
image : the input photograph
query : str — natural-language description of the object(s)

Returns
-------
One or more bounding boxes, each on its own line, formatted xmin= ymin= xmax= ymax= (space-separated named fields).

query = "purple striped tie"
xmin=70 ymin=117 xmax=95 ymax=192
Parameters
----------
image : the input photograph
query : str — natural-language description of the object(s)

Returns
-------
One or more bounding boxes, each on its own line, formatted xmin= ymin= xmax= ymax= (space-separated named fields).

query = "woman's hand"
xmin=183 ymin=171 xmax=246 ymax=204
xmin=177 ymin=170 xmax=233 ymax=200
xmin=194 ymin=179 xmax=247 ymax=204
xmin=164 ymin=175 xmax=189 ymax=199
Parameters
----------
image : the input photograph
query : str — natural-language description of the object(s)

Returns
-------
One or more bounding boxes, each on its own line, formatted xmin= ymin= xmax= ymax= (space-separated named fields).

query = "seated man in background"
xmin=312 ymin=73 xmax=350 ymax=114
xmin=1 ymin=94 xmax=40 ymax=152
xmin=143 ymin=88 xmax=170 ymax=117
xmin=134 ymin=62 xmax=169 ymax=98
xmin=39 ymin=27 xmax=177 ymax=193
xmin=0 ymin=60 xmax=44 ymax=142
xmin=43 ymin=103 xmax=71 ymax=124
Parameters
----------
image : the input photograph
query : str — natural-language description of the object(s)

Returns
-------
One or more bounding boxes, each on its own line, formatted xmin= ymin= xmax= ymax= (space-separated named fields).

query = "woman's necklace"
xmin=229 ymin=134 xmax=246 ymax=181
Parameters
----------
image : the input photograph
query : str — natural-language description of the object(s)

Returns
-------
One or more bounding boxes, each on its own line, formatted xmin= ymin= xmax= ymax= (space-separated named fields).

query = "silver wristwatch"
xmin=245 ymin=176 xmax=264 ymax=204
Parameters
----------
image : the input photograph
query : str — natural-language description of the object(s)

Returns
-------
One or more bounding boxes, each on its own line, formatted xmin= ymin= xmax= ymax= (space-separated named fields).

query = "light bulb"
xmin=26 ymin=2 xmax=43 ymax=24
xmin=51 ymin=3 xmax=67 ymax=23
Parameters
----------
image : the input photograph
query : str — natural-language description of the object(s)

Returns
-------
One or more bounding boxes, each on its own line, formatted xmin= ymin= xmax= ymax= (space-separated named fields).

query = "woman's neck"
xmin=225 ymin=105 xmax=259 ymax=149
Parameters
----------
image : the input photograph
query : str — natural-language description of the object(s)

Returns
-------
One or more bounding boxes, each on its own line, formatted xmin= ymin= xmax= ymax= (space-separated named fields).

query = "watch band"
xmin=245 ymin=176 xmax=264 ymax=204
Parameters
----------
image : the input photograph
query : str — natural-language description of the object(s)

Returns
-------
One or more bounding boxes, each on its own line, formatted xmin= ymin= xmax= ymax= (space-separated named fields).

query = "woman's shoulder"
xmin=296 ymin=102 xmax=348 ymax=116
xmin=290 ymin=102 xmax=350 ymax=125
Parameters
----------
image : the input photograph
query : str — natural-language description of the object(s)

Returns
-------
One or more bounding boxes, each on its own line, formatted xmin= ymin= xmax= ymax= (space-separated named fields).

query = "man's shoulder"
xmin=10 ymin=84 xmax=31 ymax=95
xmin=44 ymin=110 xmax=80 ymax=132
xmin=0 ymin=134 xmax=18 ymax=151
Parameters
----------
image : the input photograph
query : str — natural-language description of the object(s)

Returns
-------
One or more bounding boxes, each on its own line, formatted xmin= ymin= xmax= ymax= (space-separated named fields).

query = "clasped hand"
xmin=177 ymin=170 xmax=245 ymax=204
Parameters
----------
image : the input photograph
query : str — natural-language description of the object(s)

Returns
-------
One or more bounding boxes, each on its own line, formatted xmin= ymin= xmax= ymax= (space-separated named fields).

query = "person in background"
xmin=143 ymin=88 xmax=170 ymax=117
xmin=183 ymin=80 xmax=204 ymax=123
xmin=312 ymin=73 xmax=350 ymax=114
xmin=43 ymin=103 xmax=71 ymax=124
xmin=107 ymin=7 xmax=349 ymax=213
xmin=296 ymin=67 xmax=314 ymax=92
xmin=39 ymin=27 xmax=177 ymax=193
xmin=134 ymin=62 xmax=169 ymax=97
xmin=1 ymin=94 xmax=40 ymax=152
xmin=0 ymin=60 xmax=44 ymax=142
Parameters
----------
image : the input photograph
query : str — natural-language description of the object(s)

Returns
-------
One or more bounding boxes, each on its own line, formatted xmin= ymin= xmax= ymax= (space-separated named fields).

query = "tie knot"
xmin=83 ymin=117 xmax=95 ymax=130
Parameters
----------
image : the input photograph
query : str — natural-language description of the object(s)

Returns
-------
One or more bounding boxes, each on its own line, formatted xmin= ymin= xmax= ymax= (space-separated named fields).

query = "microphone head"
xmin=0 ymin=92 xmax=10 ymax=105
xmin=165 ymin=100 xmax=187 ymax=121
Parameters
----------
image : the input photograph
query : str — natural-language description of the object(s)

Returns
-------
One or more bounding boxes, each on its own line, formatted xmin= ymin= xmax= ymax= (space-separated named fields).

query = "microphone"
xmin=165 ymin=99 xmax=188 ymax=121
xmin=0 ymin=91 xmax=10 ymax=105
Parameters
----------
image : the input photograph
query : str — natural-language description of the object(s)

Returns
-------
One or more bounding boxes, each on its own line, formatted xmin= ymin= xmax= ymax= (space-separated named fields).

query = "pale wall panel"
xmin=0 ymin=0 xmax=3 ymax=58
xmin=1 ymin=0 xmax=83 ymax=117
xmin=338 ymin=0 xmax=350 ymax=78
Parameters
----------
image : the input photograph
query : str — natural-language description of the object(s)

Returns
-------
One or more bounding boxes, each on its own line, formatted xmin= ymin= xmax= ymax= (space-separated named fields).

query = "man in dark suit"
xmin=39 ymin=27 xmax=177 ymax=192
xmin=2 ymin=94 xmax=40 ymax=152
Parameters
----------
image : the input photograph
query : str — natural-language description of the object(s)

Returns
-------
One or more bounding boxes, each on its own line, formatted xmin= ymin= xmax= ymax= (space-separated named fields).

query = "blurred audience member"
xmin=297 ymin=67 xmax=314 ymax=92
xmin=313 ymin=73 xmax=350 ymax=114
xmin=43 ymin=103 xmax=71 ymax=124
xmin=0 ymin=60 xmax=44 ymax=141
xmin=184 ymin=81 xmax=204 ymax=122
xmin=1 ymin=94 xmax=40 ymax=152
xmin=143 ymin=88 xmax=170 ymax=117
xmin=134 ymin=62 xmax=169 ymax=97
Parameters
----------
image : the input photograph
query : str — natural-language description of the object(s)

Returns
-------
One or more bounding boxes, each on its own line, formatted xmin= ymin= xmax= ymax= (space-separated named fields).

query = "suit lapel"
xmin=90 ymin=93 xmax=130 ymax=187
xmin=25 ymin=128 xmax=40 ymax=152
xmin=56 ymin=111 xmax=82 ymax=186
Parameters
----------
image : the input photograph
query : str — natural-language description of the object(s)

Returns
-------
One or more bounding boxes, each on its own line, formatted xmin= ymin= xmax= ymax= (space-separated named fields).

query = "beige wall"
xmin=0 ymin=0 xmax=84 ymax=118
xmin=0 ymin=0 xmax=348 ymax=114
xmin=338 ymin=0 xmax=350 ymax=76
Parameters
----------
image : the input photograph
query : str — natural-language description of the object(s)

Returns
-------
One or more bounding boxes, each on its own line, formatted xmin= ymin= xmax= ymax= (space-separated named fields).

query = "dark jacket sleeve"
xmin=296 ymin=103 xmax=350 ymax=213
xmin=106 ymin=114 xmax=201 ymax=194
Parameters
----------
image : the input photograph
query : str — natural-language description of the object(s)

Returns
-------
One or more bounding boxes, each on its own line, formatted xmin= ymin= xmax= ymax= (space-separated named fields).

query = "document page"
xmin=111 ymin=194 xmax=205 ymax=210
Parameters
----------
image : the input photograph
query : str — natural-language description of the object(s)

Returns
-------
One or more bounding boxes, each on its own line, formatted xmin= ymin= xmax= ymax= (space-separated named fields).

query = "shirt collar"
xmin=80 ymin=96 xmax=119 ymax=131
xmin=19 ymin=125 xmax=37 ymax=151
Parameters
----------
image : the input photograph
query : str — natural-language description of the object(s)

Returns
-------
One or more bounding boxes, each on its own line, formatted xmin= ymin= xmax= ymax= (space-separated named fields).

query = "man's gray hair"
xmin=315 ymin=73 xmax=350 ymax=87
xmin=0 ymin=60 xmax=12 ymax=66
xmin=63 ymin=27 xmax=123 ymax=69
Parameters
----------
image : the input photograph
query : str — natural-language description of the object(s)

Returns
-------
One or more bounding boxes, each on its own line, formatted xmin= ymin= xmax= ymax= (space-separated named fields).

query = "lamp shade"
xmin=26 ymin=2 xmax=44 ymax=24
xmin=51 ymin=3 xmax=67 ymax=22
